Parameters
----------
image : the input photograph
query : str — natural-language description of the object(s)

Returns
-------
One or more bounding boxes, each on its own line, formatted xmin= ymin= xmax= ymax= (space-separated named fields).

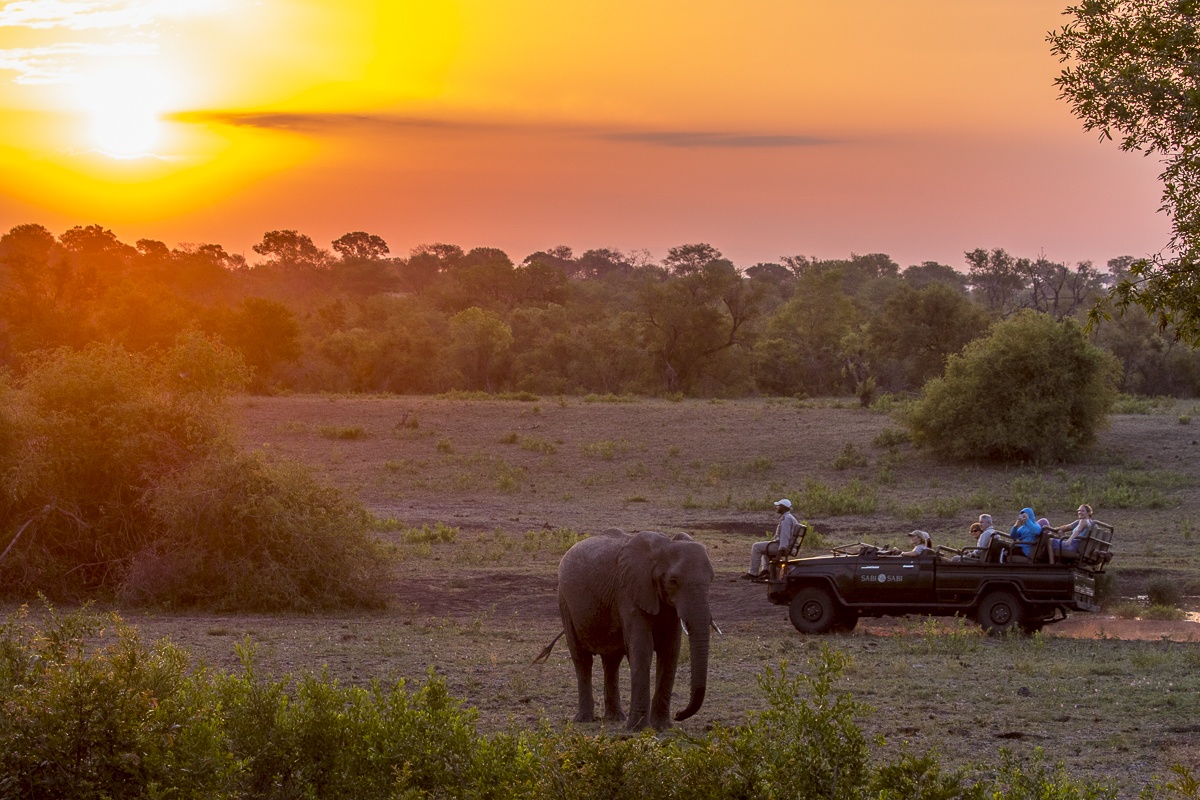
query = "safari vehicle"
xmin=765 ymin=522 xmax=1114 ymax=635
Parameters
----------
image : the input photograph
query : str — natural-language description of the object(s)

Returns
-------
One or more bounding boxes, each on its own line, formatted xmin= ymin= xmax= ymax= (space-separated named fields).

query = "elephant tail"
xmin=532 ymin=630 xmax=565 ymax=664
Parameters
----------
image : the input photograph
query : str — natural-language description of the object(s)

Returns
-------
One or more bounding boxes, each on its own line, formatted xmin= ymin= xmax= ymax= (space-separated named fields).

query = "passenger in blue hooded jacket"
xmin=1009 ymin=507 xmax=1041 ymax=557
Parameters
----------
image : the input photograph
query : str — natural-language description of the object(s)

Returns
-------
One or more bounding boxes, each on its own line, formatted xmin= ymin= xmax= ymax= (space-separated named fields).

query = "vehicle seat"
xmin=1076 ymin=521 xmax=1114 ymax=569
xmin=983 ymin=535 xmax=1005 ymax=563
xmin=1030 ymin=530 xmax=1053 ymax=564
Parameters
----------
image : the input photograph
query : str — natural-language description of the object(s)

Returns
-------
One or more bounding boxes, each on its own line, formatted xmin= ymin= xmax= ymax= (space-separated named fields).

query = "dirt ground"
xmin=116 ymin=395 xmax=1200 ymax=795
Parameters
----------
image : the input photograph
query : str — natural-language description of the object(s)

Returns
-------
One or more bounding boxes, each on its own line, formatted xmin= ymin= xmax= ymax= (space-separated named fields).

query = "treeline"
xmin=2 ymin=224 xmax=1198 ymax=397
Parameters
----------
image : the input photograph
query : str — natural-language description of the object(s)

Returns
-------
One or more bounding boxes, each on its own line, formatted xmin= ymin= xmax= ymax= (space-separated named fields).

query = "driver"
xmin=743 ymin=499 xmax=801 ymax=581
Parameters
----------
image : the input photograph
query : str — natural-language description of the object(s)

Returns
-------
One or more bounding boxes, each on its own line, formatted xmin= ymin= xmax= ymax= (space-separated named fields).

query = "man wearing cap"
xmin=744 ymin=499 xmax=800 ymax=580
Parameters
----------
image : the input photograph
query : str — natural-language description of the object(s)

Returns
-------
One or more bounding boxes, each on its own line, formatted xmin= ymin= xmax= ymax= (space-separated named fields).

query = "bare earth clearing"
xmin=105 ymin=396 xmax=1200 ymax=794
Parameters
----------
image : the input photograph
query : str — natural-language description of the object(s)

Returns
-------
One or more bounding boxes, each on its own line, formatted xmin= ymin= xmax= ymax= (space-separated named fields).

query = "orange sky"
xmin=0 ymin=0 xmax=1172 ymax=269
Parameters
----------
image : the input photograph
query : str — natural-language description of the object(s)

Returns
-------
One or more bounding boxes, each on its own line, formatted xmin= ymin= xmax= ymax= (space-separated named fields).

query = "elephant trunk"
xmin=674 ymin=614 xmax=710 ymax=721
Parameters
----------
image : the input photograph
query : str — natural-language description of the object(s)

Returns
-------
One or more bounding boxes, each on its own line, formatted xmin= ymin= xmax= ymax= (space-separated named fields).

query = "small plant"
xmin=319 ymin=425 xmax=367 ymax=440
xmin=495 ymin=462 xmax=526 ymax=493
xmin=832 ymin=443 xmax=868 ymax=470
xmin=499 ymin=432 xmax=519 ymax=444
xmin=1144 ymin=604 xmax=1186 ymax=621
xmin=519 ymin=436 xmax=556 ymax=454
xmin=436 ymin=438 xmax=454 ymax=454
xmin=394 ymin=412 xmax=419 ymax=430
xmin=744 ymin=455 xmax=773 ymax=473
xmin=625 ymin=461 xmax=651 ymax=478
xmin=581 ymin=439 xmax=628 ymax=460
xmin=401 ymin=522 xmax=459 ymax=544
xmin=872 ymin=427 xmax=911 ymax=448
xmin=1181 ymin=415 xmax=1192 ymax=425
xmin=1147 ymin=577 xmax=1183 ymax=608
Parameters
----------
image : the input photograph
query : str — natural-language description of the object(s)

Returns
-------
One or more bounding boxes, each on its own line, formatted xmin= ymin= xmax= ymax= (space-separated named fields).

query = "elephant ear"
xmin=618 ymin=531 xmax=663 ymax=615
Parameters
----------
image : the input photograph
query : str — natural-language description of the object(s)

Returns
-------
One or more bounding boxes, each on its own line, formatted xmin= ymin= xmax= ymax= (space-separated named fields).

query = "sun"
xmin=88 ymin=102 xmax=163 ymax=160
xmin=72 ymin=65 xmax=174 ymax=160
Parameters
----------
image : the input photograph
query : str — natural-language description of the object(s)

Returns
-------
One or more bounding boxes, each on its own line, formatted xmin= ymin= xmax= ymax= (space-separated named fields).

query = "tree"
xmin=663 ymin=243 xmax=723 ymax=276
xmin=1049 ymin=1 xmax=1200 ymax=343
xmin=906 ymin=311 xmax=1120 ymax=463
xmin=965 ymin=248 xmax=1024 ymax=314
xmin=252 ymin=230 xmax=329 ymax=271
xmin=637 ymin=260 xmax=760 ymax=393
xmin=448 ymin=307 xmax=513 ymax=391
xmin=332 ymin=231 xmax=390 ymax=261
xmin=753 ymin=270 xmax=858 ymax=396
xmin=902 ymin=261 xmax=968 ymax=293
xmin=866 ymin=283 xmax=989 ymax=390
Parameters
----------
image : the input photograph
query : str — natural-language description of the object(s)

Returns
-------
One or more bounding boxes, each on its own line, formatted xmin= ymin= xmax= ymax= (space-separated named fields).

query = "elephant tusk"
xmin=680 ymin=619 xmax=690 ymax=636
xmin=710 ymin=619 xmax=722 ymax=635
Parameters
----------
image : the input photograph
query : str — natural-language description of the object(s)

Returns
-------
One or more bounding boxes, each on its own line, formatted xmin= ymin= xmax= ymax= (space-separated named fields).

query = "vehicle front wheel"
xmin=976 ymin=590 xmax=1025 ymax=635
xmin=789 ymin=587 xmax=838 ymax=634
xmin=832 ymin=607 xmax=859 ymax=633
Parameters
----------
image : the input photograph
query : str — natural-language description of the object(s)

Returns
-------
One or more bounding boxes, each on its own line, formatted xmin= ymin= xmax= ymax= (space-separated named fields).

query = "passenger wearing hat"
xmin=743 ymin=499 xmax=801 ymax=580
xmin=900 ymin=529 xmax=933 ymax=557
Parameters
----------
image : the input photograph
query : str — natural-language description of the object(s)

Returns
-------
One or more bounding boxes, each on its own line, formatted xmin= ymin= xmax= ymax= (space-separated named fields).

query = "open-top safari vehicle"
xmin=765 ymin=522 xmax=1114 ymax=635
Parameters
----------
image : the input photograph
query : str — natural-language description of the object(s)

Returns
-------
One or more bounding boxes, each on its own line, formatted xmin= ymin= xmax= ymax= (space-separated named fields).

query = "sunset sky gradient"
xmin=0 ymin=0 xmax=1173 ymax=269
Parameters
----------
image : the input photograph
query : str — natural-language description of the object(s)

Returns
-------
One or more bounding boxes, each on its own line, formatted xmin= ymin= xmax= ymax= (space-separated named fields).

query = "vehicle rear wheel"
xmin=789 ymin=587 xmax=838 ymax=634
xmin=976 ymin=590 xmax=1025 ymax=635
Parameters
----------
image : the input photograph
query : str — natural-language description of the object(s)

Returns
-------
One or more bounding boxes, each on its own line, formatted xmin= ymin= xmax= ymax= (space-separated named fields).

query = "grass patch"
xmin=1111 ymin=394 xmax=1177 ymax=414
xmin=319 ymin=425 xmax=367 ymax=440
xmin=872 ymin=427 xmax=911 ymax=448
xmin=580 ymin=439 xmax=629 ymax=460
xmin=832 ymin=443 xmax=868 ymax=470
xmin=518 ymin=436 xmax=557 ymax=454
xmin=582 ymin=393 xmax=637 ymax=403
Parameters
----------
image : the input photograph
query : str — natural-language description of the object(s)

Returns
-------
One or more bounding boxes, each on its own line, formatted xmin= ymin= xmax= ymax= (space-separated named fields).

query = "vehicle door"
xmin=849 ymin=552 xmax=937 ymax=604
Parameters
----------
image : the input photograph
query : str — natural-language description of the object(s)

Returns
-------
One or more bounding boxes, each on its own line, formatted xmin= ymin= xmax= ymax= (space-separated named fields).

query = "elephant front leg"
xmin=624 ymin=627 xmax=654 ymax=730
xmin=650 ymin=622 xmax=681 ymax=730
xmin=600 ymin=652 xmax=626 ymax=722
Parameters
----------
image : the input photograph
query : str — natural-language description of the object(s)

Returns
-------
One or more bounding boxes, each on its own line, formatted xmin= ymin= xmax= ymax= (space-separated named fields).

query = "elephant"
xmin=538 ymin=527 xmax=716 ymax=731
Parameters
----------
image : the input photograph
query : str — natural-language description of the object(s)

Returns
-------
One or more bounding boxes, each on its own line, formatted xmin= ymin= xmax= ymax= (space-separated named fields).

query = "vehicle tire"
xmin=976 ymin=590 xmax=1025 ymax=635
xmin=789 ymin=587 xmax=838 ymax=634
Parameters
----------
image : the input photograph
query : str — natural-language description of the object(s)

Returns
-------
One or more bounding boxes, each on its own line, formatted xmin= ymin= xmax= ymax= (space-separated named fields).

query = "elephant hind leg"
xmin=600 ymin=652 xmax=626 ymax=722
xmin=563 ymin=626 xmax=597 ymax=723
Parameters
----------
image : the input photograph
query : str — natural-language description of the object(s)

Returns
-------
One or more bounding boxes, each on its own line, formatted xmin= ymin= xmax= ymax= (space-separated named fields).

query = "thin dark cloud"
xmin=169 ymin=110 xmax=841 ymax=149
xmin=598 ymin=131 xmax=836 ymax=148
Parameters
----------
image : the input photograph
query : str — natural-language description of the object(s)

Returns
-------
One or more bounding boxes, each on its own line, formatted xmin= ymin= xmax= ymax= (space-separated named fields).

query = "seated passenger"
xmin=975 ymin=514 xmax=998 ymax=549
xmin=900 ymin=529 xmax=934 ymax=557
xmin=1009 ymin=507 xmax=1041 ymax=558
xmin=1050 ymin=504 xmax=1095 ymax=561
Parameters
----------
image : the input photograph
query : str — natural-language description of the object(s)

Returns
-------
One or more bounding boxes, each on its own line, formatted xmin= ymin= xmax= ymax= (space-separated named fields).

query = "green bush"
xmin=0 ymin=608 xmax=1146 ymax=800
xmin=905 ymin=311 xmax=1119 ymax=463
xmin=1147 ymin=577 xmax=1183 ymax=608
xmin=0 ymin=337 xmax=247 ymax=598
xmin=132 ymin=453 xmax=391 ymax=611
xmin=0 ymin=337 xmax=389 ymax=611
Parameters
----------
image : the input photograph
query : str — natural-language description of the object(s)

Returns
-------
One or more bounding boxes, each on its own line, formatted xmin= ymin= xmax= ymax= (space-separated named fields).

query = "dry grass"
xmin=52 ymin=395 xmax=1200 ymax=796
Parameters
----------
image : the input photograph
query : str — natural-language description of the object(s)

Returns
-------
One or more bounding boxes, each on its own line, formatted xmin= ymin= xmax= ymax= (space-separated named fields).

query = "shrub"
xmin=0 ymin=337 xmax=247 ymax=598
xmin=0 ymin=609 xmax=1147 ymax=800
xmin=1147 ymin=577 xmax=1183 ymax=608
xmin=832 ymin=443 xmax=868 ymax=470
xmin=0 ymin=337 xmax=390 ymax=611
xmin=132 ymin=453 xmax=391 ymax=611
xmin=905 ymin=311 xmax=1119 ymax=463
